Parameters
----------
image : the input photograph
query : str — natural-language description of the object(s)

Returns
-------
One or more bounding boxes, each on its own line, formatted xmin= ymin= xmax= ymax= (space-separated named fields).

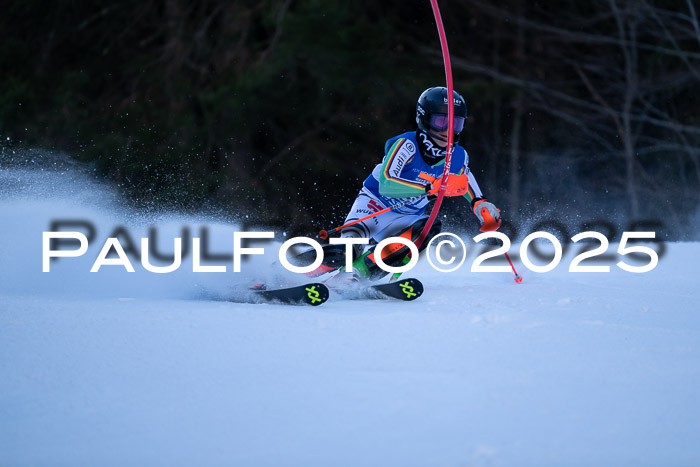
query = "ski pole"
xmin=504 ymin=251 xmax=523 ymax=283
xmin=318 ymin=194 xmax=435 ymax=240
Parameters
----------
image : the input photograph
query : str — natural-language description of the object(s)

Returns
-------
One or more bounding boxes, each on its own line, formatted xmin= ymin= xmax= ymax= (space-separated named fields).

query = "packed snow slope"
xmin=1 ymin=162 xmax=699 ymax=466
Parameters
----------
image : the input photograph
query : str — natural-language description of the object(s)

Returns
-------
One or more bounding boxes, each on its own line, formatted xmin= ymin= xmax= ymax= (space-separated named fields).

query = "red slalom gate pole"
xmin=419 ymin=1 xmax=522 ymax=286
xmin=414 ymin=0 xmax=454 ymax=250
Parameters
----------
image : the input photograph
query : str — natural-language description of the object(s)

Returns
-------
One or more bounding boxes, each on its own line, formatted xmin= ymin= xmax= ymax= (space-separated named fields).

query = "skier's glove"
xmin=424 ymin=174 xmax=471 ymax=197
xmin=472 ymin=199 xmax=502 ymax=232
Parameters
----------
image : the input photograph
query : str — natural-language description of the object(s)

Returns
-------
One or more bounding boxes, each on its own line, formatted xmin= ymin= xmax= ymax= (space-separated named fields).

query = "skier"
xmin=324 ymin=86 xmax=502 ymax=281
xmin=253 ymin=87 xmax=501 ymax=302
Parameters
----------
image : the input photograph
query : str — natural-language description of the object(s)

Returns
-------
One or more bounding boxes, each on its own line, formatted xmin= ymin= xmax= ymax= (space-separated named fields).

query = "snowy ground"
xmin=1 ymin=164 xmax=700 ymax=466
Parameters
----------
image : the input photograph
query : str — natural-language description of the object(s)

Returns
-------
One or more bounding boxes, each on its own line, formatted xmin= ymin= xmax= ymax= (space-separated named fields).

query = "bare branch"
xmin=427 ymin=49 xmax=700 ymax=136
xmin=254 ymin=0 xmax=294 ymax=68
xmin=468 ymin=0 xmax=700 ymax=60
xmin=686 ymin=0 xmax=700 ymax=48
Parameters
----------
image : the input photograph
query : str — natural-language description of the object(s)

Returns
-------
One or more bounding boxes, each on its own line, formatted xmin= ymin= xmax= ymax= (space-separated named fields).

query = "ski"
xmin=372 ymin=278 xmax=423 ymax=300
xmin=333 ymin=278 xmax=424 ymax=301
xmin=250 ymin=283 xmax=330 ymax=306
xmin=367 ymin=278 xmax=424 ymax=301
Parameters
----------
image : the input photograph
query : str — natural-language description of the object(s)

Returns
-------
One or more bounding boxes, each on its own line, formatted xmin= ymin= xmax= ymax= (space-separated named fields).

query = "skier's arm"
xmin=461 ymin=169 xmax=484 ymax=206
xmin=377 ymin=138 xmax=428 ymax=198
xmin=463 ymin=169 xmax=502 ymax=231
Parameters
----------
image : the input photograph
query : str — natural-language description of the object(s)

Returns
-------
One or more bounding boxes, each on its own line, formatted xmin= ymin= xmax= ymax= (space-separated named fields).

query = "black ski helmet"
xmin=416 ymin=87 xmax=467 ymax=142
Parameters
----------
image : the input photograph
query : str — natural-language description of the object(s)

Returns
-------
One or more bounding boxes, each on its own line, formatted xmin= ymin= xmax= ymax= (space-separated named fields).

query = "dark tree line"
xmin=1 ymin=0 xmax=698 ymax=238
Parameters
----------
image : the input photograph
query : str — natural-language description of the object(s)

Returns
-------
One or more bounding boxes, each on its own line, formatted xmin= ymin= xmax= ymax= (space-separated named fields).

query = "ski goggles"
xmin=429 ymin=114 xmax=465 ymax=133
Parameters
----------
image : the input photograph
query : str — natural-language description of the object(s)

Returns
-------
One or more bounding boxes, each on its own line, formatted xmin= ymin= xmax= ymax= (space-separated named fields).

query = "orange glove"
xmin=473 ymin=199 xmax=502 ymax=231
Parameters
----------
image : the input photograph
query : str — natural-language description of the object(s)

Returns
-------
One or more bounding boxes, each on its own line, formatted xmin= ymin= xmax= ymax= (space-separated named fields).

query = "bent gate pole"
xmin=414 ymin=0 xmax=455 ymax=250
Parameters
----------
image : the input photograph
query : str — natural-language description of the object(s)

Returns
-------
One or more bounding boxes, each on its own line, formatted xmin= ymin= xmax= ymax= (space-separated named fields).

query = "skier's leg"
xmin=291 ymin=189 xmax=384 ymax=283
xmin=351 ymin=216 xmax=443 ymax=281
xmin=339 ymin=189 xmax=386 ymax=242
xmin=283 ymin=190 xmax=378 ymax=278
